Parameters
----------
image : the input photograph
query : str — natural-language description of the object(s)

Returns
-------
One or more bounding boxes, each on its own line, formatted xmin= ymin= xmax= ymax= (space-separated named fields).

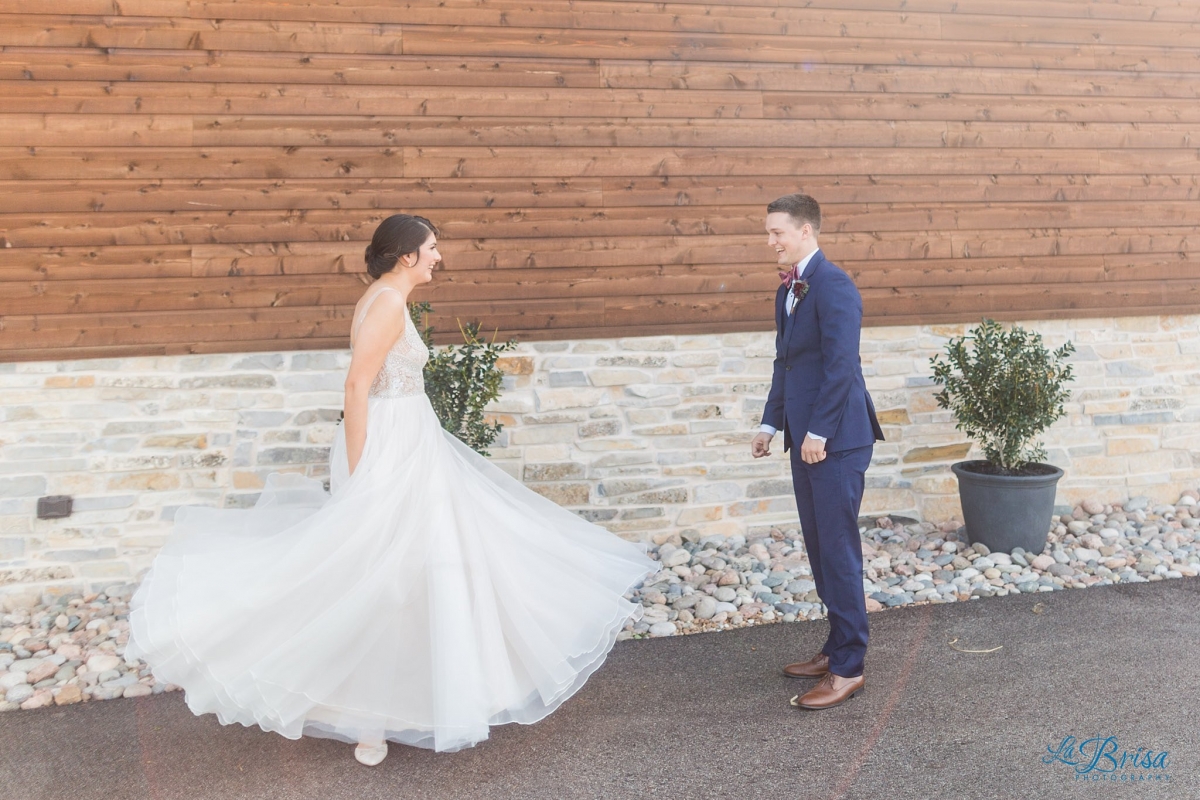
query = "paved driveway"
xmin=2 ymin=579 xmax=1196 ymax=800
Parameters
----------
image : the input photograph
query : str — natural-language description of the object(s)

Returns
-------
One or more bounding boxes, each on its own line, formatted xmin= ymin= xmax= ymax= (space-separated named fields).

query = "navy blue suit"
xmin=762 ymin=250 xmax=883 ymax=678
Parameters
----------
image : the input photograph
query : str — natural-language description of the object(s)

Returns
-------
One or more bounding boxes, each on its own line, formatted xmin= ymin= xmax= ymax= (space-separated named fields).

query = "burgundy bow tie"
xmin=779 ymin=265 xmax=801 ymax=290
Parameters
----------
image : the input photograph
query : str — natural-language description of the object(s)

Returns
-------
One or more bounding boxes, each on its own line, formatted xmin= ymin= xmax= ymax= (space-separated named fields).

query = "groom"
xmin=750 ymin=194 xmax=884 ymax=710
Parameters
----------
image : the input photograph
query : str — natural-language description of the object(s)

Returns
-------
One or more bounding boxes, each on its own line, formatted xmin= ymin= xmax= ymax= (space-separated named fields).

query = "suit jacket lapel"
xmin=784 ymin=250 xmax=823 ymax=344
xmin=784 ymin=295 xmax=799 ymax=344
xmin=775 ymin=284 xmax=787 ymax=334
xmin=804 ymin=250 xmax=826 ymax=286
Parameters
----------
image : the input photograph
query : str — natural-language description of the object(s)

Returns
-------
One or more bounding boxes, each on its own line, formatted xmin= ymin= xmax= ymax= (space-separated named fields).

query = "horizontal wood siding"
xmin=1 ymin=0 xmax=1198 ymax=360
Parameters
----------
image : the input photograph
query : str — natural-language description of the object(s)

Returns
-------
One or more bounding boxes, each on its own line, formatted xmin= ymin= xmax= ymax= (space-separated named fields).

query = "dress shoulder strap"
xmin=351 ymin=286 xmax=404 ymax=345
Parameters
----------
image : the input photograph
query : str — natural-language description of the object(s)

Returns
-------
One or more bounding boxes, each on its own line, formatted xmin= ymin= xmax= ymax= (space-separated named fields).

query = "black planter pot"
xmin=951 ymin=460 xmax=1064 ymax=554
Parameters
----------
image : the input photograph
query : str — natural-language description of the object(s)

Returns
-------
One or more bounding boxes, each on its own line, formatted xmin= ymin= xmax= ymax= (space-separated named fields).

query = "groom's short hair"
xmin=767 ymin=194 xmax=821 ymax=233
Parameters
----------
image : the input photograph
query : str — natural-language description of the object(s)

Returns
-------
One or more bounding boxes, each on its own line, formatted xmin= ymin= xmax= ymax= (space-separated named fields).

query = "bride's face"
xmin=406 ymin=233 xmax=441 ymax=283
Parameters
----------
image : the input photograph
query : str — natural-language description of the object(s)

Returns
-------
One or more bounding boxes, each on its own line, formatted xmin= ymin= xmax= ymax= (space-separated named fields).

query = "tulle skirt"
xmin=126 ymin=393 xmax=656 ymax=753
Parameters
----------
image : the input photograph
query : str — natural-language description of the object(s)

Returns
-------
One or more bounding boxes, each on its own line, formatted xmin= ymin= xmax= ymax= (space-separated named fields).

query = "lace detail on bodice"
xmin=352 ymin=287 xmax=429 ymax=400
xmin=369 ymin=318 xmax=428 ymax=398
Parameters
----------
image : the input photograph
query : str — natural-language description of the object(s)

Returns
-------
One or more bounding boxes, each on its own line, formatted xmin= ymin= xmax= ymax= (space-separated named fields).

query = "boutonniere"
xmin=778 ymin=267 xmax=811 ymax=312
xmin=789 ymin=278 xmax=810 ymax=313
xmin=792 ymin=278 xmax=810 ymax=302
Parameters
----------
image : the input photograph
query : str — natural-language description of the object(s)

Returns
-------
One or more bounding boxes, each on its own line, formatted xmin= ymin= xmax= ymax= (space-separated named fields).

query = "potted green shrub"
xmin=929 ymin=319 xmax=1076 ymax=554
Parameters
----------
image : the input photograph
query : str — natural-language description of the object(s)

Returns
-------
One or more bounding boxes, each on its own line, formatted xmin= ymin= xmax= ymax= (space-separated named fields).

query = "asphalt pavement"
xmin=2 ymin=579 xmax=1196 ymax=800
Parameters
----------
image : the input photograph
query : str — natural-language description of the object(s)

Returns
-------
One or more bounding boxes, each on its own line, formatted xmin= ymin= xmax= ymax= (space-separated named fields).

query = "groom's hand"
xmin=800 ymin=434 xmax=827 ymax=464
xmin=751 ymin=432 xmax=773 ymax=458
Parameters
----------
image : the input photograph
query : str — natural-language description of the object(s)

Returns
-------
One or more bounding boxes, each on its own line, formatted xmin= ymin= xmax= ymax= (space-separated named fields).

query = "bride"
xmin=127 ymin=213 xmax=656 ymax=764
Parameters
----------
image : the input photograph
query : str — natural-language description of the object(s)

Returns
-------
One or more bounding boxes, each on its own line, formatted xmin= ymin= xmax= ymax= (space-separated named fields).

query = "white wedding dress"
xmin=127 ymin=287 xmax=655 ymax=753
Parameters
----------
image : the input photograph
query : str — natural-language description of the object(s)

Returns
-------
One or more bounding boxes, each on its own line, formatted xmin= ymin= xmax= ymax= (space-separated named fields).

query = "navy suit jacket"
xmin=762 ymin=250 xmax=885 ymax=453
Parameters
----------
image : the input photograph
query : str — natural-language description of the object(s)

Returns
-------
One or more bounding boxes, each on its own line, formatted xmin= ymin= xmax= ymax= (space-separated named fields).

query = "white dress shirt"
xmin=760 ymin=249 xmax=826 ymax=443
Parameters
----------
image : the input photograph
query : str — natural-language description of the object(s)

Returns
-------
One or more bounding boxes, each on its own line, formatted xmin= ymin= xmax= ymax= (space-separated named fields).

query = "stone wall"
xmin=2 ymin=314 xmax=1198 ymax=599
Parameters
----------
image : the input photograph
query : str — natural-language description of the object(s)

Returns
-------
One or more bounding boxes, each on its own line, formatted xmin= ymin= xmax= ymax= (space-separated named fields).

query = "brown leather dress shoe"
xmin=782 ymin=652 xmax=829 ymax=678
xmin=792 ymin=672 xmax=864 ymax=710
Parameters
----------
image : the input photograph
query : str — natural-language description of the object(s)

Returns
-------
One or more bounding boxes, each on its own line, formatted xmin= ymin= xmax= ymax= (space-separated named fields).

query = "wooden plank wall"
xmin=1 ymin=0 xmax=1198 ymax=361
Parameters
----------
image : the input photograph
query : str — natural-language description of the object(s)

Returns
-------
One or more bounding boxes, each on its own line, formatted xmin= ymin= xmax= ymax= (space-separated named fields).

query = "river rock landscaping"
xmin=1 ymin=492 xmax=1198 ymax=711
xmin=618 ymin=490 xmax=1200 ymax=639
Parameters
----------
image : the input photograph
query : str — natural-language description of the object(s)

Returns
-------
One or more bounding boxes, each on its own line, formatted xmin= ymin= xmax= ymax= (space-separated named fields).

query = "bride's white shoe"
xmin=354 ymin=742 xmax=388 ymax=766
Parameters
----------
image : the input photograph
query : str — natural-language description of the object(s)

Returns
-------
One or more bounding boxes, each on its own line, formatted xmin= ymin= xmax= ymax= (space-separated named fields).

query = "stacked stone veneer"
xmin=1 ymin=314 xmax=1198 ymax=598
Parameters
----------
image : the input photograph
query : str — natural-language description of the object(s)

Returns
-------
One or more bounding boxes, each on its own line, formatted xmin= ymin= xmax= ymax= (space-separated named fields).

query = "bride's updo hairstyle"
xmin=364 ymin=214 xmax=438 ymax=279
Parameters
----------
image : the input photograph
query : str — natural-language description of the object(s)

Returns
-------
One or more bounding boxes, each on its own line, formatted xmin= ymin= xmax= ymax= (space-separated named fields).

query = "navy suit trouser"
xmin=789 ymin=442 xmax=873 ymax=678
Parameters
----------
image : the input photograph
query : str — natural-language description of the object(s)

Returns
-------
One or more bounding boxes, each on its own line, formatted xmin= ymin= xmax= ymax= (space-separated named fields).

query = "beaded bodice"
xmin=351 ymin=287 xmax=428 ymax=399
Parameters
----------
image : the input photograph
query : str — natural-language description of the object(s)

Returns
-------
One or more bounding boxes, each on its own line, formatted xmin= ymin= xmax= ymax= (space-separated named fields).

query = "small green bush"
xmin=409 ymin=302 xmax=517 ymax=456
xmin=929 ymin=318 xmax=1075 ymax=473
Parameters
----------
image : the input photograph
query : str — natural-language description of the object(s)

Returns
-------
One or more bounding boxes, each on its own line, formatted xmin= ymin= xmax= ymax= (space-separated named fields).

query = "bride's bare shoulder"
xmin=359 ymin=282 xmax=407 ymax=305
xmin=363 ymin=284 xmax=410 ymax=313
xmin=351 ymin=286 xmax=408 ymax=347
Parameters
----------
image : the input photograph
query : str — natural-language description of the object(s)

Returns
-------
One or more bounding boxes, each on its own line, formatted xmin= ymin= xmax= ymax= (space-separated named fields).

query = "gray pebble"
xmin=786 ymin=579 xmax=816 ymax=595
xmin=4 ymin=684 xmax=34 ymax=705
xmin=648 ymin=622 xmax=677 ymax=637
xmin=694 ymin=596 xmax=718 ymax=620
xmin=0 ymin=672 xmax=25 ymax=691
xmin=1125 ymin=496 xmax=1150 ymax=512
xmin=90 ymin=685 xmax=125 ymax=701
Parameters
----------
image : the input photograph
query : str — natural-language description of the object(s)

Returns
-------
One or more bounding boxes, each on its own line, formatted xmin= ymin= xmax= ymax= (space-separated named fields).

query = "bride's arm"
xmin=343 ymin=293 xmax=407 ymax=475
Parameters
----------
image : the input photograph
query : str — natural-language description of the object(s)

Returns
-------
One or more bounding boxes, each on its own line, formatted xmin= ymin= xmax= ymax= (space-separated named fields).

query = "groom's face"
xmin=765 ymin=212 xmax=814 ymax=267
